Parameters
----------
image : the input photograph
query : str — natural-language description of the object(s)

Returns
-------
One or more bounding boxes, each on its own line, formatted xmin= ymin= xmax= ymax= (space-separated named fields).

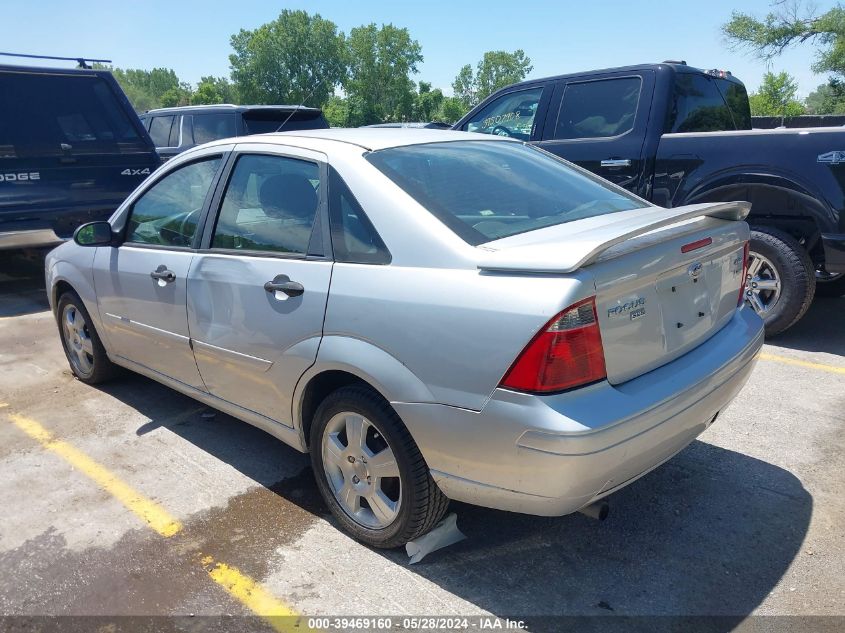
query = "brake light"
xmin=500 ymin=297 xmax=607 ymax=393
xmin=681 ymin=237 xmax=712 ymax=253
xmin=738 ymin=241 xmax=749 ymax=306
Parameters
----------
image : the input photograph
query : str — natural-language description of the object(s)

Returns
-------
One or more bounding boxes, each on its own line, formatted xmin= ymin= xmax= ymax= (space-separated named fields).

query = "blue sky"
xmin=0 ymin=0 xmax=829 ymax=97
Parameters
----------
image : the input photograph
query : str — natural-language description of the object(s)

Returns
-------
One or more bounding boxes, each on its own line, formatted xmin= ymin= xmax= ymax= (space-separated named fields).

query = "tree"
xmin=322 ymin=95 xmax=351 ymax=127
xmin=229 ymin=10 xmax=347 ymax=106
xmin=723 ymin=2 xmax=845 ymax=78
xmin=433 ymin=96 xmax=467 ymax=124
xmin=748 ymin=71 xmax=806 ymax=117
xmin=805 ymin=78 xmax=845 ymax=113
xmin=452 ymin=50 xmax=533 ymax=109
xmin=95 ymin=65 xmax=186 ymax=112
xmin=345 ymin=23 xmax=423 ymax=124
xmin=193 ymin=76 xmax=237 ymax=105
xmin=412 ymin=81 xmax=444 ymax=121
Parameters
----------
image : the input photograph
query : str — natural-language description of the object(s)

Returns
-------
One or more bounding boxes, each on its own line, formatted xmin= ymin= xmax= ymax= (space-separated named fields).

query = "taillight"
xmin=500 ymin=297 xmax=607 ymax=393
xmin=738 ymin=241 xmax=750 ymax=306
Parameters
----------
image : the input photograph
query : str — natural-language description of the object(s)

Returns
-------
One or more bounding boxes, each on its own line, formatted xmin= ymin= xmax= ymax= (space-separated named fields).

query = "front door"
xmin=535 ymin=71 xmax=655 ymax=197
xmin=93 ymin=154 xmax=224 ymax=388
xmin=187 ymin=146 xmax=332 ymax=425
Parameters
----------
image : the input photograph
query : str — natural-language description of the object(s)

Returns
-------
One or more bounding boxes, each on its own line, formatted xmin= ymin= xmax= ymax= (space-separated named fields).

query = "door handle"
xmin=264 ymin=275 xmax=304 ymax=298
xmin=150 ymin=265 xmax=176 ymax=283
xmin=600 ymin=159 xmax=632 ymax=168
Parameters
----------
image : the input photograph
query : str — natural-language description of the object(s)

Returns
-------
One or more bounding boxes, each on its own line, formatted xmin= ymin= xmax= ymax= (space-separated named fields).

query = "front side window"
xmin=126 ymin=157 xmax=221 ymax=247
xmin=148 ymin=115 xmax=174 ymax=147
xmin=367 ymin=141 xmax=646 ymax=245
xmin=667 ymin=74 xmax=736 ymax=133
xmin=193 ymin=113 xmax=238 ymax=145
xmin=211 ymin=154 xmax=320 ymax=255
xmin=555 ymin=77 xmax=641 ymax=140
xmin=463 ymin=88 xmax=543 ymax=141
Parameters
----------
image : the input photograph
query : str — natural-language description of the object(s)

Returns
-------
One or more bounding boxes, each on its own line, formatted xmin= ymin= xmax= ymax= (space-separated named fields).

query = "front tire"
xmin=746 ymin=227 xmax=815 ymax=336
xmin=310 ymin=385 xmax=449 ymax=549
xmin=56 ymin=292 xmax=119 ymax=384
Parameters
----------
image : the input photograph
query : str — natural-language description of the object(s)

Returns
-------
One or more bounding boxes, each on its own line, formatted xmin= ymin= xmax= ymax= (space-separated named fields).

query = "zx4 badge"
xmin=121 ymin=168 xmax=151 ymax=176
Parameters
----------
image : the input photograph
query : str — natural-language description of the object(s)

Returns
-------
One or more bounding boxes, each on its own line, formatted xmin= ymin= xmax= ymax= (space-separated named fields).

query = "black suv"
xmin=0 ymin=64 xmax=159 ymax=249
xmin=139 ymin=105 xmax=329 ymax=160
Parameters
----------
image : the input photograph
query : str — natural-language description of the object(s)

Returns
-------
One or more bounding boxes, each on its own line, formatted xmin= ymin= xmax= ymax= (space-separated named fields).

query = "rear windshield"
xmin=243 ymin=110 xmax=329 ymax=134
xmin=0 ymin=70 xmax=147 ymax=157
xmin=366 ymin=141 xmax=647 ymax=245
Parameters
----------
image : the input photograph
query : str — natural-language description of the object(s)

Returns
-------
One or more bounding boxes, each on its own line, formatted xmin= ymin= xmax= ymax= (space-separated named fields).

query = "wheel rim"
xmin=61 ymin=304 xmax=94 ymax=376
xmin=321 ymin=411 xmax=402 ymax=529
xmin=744 ymin=251 xmax=782 ymax=316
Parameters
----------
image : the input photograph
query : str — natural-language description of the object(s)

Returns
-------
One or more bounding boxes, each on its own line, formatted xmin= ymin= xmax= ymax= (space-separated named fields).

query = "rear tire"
xmin=310 ymin=385 xmax=449 ymax=549
xmin=747 ymin=227 xmax=815 ymax=336
xmin=815 ymin=271 xmax=845 ymax=297
xmin=56 ymin=292 xmax=119 ymax=385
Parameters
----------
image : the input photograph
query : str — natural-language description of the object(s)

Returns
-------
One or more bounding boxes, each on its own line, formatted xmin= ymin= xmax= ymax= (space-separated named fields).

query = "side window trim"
xmin=119 ymin=152 xmax=228 ymax=251
xmin=199 ymin=149 xmax=331 ymax=260
xmin=552 ymin=74 xmax=644 ymax=142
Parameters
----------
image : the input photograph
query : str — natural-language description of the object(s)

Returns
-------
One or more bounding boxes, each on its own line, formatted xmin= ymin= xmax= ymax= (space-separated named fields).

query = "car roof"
xmin=217 ymin=127 xmax=514 ymax=151
xmin=142 ymin=104 xmax=321 ymax=115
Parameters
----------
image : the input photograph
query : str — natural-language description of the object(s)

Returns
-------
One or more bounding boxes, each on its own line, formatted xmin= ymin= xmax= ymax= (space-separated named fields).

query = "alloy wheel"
xmin=744 ymin=251 xmax=782 ymax=316
xmin=62 ymin=304 xmax=94 ymax=376
xmin=321 ymin=411 xmax=402 ymax=529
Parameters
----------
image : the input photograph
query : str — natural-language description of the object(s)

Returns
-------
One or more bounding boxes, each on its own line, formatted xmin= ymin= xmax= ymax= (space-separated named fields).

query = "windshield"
xmin=366 ymin=141 xmax=647 ymax=245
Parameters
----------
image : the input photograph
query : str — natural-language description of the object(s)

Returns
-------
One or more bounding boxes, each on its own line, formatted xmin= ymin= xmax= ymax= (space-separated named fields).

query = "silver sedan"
xmin=46 ymin=129 xmax=764 ymax=548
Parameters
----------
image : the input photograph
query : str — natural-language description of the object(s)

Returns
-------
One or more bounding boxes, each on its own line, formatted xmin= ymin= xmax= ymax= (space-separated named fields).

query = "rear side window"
xmin=328 ymin=167 xmax=390 ymax=264
xmin=0 ymin=71 xmax=146 ymax=156
xmin=715 ymin=79 xmax=751 ymax=130
xmin=462 ymin=87 xmax=543 ymax=141
xmin=193 ymin=113 xmax=237 ymax=145
xmin=148 ymin=115 xmax=174 ymax=147
xmin=366 ymin=141 xmax=646 ymax=246
xmin=555 ymin=77 xmax=641 ymax=139
xmin=243 ymin=110 xmax=330 ymax=134
xmin=212 ymin=154 xmax=320 ymax=255
xmin=126 ymin=157 xmax=221 ymax=247
xmin=667 ymin=74 xmax=736 ymax=133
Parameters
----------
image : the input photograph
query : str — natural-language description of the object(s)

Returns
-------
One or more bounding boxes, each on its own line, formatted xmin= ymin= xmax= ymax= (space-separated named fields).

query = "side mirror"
xmin=73 ymin=221 xmax=116 ymax=247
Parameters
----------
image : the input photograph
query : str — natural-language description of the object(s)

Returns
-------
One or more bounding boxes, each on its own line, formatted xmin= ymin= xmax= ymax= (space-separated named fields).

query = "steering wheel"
xmin=491 ymin=125 xmax=513 ymax=137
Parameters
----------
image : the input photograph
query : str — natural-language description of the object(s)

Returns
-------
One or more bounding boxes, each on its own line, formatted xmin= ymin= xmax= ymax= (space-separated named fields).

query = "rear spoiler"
xmin=477 ymin=201 xmax=751 ymax=273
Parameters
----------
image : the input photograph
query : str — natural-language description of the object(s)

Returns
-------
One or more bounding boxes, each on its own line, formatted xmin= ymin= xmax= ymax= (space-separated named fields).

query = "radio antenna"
xmin=275 ymin=78 xmax=324 ymax=132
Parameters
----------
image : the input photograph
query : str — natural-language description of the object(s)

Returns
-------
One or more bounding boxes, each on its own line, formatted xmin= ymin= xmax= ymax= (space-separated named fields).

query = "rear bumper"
xmin=821 ymin=233 xmax=845 ymax=273
xmin=0 ymin=228 xmax=63 ymax=250
xmin=394 ymin=307 xmax=764 ymax=516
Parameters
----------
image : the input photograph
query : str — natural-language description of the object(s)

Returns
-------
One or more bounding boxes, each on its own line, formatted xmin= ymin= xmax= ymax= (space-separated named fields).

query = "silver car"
xmin=46 ymin=129 xmax=764 ymax=548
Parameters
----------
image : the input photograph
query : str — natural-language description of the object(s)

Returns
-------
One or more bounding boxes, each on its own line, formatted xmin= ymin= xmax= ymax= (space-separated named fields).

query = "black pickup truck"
xmin=0 ymin=64 xmax=159 ymax=250
xmin=455 ymin=62 xmax=845 ymax=335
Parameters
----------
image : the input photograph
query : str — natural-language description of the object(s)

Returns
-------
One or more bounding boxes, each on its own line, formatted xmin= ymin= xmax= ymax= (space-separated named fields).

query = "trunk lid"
xmin=478 ymin=202 xmax=750 ymax=385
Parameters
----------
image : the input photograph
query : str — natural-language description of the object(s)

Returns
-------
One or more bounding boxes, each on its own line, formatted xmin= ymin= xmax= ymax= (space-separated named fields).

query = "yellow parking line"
xmin=759 ymin=352 xmax=845 ymax=375
xmin=201 ymin=556 xmax=302 ymax=632
xmin=7 ymin=412 xmax=182 ymax=537
xmin=5 ymin=409 xmax=303 ymax=628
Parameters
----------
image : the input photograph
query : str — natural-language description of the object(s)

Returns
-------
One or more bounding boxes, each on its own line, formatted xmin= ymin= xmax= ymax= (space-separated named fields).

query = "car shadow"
xmin=0 ymin=249 xmax=51 ymax=317
xmin=96 ymin=373 xmax=811 ymax=629
xmin=768 ymin=295 xmax=845 ymax=356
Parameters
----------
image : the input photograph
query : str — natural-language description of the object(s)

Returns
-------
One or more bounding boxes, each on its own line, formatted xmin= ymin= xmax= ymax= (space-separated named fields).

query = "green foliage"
xmin=193 ymin=76 xmax=236 ymax=105
xmin=95 ymin=64 xmax=185 ymax=111
xmin=723 ymin=2 xmax=845 ymax=77
xmin=805 ymin=78 xmax=845 ymax=113
xmin=433 ymin=96 xmax=467 ymax=124
xmin=412 ymin=81 xmax=444 ymax=121
xmin=229 ymin=9 xmax=347 ymax=106
xmin=345 ymin=23 xmax=423 ymax=124
xmin=452 ymin=50 xmax=533 ymax=109
xmin=322 ymin=95 xmax=351 ymax=127
xmin=748 ymin=71 xmax=806 ymax=117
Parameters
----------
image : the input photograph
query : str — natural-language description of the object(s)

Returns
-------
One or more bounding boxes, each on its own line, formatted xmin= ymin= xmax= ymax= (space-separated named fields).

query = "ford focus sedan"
xmin=45 ymin=129 xmax=764 ymax=548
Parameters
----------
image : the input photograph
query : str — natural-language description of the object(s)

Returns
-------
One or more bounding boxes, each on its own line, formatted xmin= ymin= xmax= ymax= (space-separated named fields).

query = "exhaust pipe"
xmin=578 ymin=500 xmax=609 ymax=521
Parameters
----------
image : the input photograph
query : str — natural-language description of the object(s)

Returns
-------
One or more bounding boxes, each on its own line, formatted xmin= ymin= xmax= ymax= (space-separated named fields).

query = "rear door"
xmin=536 ymin=71 xmax=655 ymax=197
xmin=0 ymin=68 xmax=158 ymax=236
xmin=93 ymin=150 xmax=227 ymax=388
xmin=186 ymin=143 xmax=332 ymax=426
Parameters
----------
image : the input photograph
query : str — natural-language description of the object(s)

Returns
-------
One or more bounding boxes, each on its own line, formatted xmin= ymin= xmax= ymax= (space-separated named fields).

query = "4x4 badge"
xmin=817 ymin=151 xmax=845 ymax=165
